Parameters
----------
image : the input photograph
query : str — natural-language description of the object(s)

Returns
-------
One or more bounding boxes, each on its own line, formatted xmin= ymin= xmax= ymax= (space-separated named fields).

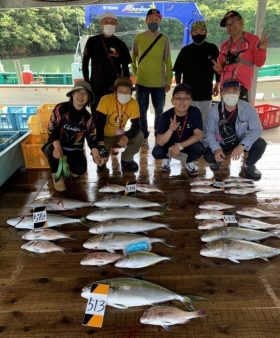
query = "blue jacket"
xmin=205 ymin=100 xmax=263 ymax=152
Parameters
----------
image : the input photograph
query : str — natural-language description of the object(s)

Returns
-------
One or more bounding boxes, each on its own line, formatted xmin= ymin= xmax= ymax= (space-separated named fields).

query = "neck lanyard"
xmin=227 ymin=33 xmax=247 ymax=54
xmin=221 ymin=102 xmax=237 ymax=122
xmin=174 ymin=111 xmax=188 ymax=141
xmin=115 ymin=96 xmax=128 ymax=129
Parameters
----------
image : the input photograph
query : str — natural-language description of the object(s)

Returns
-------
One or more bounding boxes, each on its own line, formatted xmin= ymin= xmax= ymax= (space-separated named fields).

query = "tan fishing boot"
xmin=51 ymin=174 xmax=66 ymax=192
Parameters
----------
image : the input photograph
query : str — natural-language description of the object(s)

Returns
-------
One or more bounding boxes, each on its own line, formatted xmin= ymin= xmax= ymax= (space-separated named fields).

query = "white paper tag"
xmin=32 ymin=206 xmax=48 ymax=228
xmin=125 ymin=182 xmax=137 ymax=195
xmin=213 ymin=181 xmax=225 ymax=188
xmin=223 ymin=214 xmax=237 ymax=223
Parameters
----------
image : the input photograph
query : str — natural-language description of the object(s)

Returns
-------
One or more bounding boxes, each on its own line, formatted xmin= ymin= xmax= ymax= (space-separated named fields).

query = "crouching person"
xmin=42 ymin=80 xmax=105 ymax=192
xmin=95 ymin=77 xmax=144 ymax=172
xmin=204 ymin=79 xmax=267 ymax=180
xmin=152 ymin=83 xmax=205 ymax=176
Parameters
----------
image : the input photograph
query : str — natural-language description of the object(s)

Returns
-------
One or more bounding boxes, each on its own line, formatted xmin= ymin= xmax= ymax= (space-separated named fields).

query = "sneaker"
xmin=111 ymin=148 xmax=119 ymax=155
xmin=161 ymin=158 xmax=170 ymax=172
xmin=210 ymin=162 xmax=221 ymax=171
xmin=185 ymin=162 xmax=199 ymax=176
xmin=243 ymin=163 xmax=262 ymax=180
xmin=51 ymin=174 xmax=66 ymax=192
xmin=121 ymin=160 xmax=139 ymax=172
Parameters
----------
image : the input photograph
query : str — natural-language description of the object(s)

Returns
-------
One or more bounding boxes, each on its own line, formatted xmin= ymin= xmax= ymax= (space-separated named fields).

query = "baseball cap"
xmin=191 ymin=21 xmax=207 ymax=31
xmin=220 ymin=10 xmax=242 ymax=27
xmin=99 ymin=12 xmax=118 ymax=22
xmin=146 ymin=8 xmax=162 ymax=19
xmin=172 ymin=83 xmax=192 ymax=97
xmin=222 ymin=79 xmax=240 ymax=90
xmin=114 ymin=77 xmax=133 ymax=90
xmin=66 ymin=80 xmax=94 ymax=97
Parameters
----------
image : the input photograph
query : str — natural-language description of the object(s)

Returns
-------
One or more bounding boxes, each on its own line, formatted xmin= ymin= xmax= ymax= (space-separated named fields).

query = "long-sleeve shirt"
xmin=218 ymin=32 xmax=266 ymax=91
xmin=205 ymin=99 xmax=263 ymax=152
xmin=46 ymin=101 xmax=97 ymax=149
xmin=131 ymin=31 xmax=173 ymax=87
xmin=82 ymin=34 xmax=132 ymax=95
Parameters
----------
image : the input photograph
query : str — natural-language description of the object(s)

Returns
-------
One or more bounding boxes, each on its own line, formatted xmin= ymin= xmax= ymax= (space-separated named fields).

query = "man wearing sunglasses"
xmin=213 ymin=10 xmax=268 ymax=102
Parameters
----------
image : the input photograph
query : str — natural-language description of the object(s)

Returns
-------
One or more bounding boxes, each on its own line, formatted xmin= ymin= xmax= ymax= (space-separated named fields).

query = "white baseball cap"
xmin=99 ymin=12 xmax=118 ymax=22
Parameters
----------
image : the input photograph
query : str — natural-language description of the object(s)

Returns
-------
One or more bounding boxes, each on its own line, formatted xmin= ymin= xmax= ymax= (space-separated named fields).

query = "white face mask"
xmin=117 ymin=93 xmax=131 ymax=105
xmin=103 ymin=24 xmax=116 ymax=36
xmin=223 ymin=93 xmax=239 ymax=106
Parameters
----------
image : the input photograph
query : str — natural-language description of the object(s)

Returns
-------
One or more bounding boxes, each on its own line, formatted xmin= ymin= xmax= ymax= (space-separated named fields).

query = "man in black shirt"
xmin=173 ymin=21 xmax=220 ymax=124
xmin=152 ymin=83 xmax=205 ymax=176
xmin=82 ymin=12 xmax=132 ymax=112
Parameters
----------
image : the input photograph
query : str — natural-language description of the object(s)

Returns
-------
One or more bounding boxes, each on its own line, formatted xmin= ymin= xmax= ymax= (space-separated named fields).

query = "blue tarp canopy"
xmin=85 ymin=1 xmax=204 ymax=46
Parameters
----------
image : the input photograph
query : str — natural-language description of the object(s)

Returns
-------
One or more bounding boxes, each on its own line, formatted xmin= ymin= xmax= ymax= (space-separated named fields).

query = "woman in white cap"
xmin=42 ymin=80 xmax=108 ymax=192
xmin=82 ymin=12 xmax=132 ymax=114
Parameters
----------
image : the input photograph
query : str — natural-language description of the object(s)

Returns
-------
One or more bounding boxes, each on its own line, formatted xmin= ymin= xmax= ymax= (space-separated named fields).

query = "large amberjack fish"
xmin=224 ymin=182 xmax=255 ymax=188
xmin=32 ymin=197 xmax=93 ymax=211
xmin=191 ymin=186 xmax=221 ymax=194
xmin=93 ymin=196 xmax=162 ymax=209
xmin=238 ymin=218 xmax=280 ymax=230
xmin=21 ymin=240 xmax=65 ymax=253
xmin=195 ymin=210 xmax=225 ymax=220
xmin=7 ymin=214 xmax=81 ymax=229
xmin=224 ymin=177 xmax=254 ymax=183
xmin=80 ymin=252 xmax=123 ymax=266
xmin=89 ymin=218 xmax=173 ymax=234
xmin=22 ymin=228 xmax=72 ymax=241
xmin=236 ymin=207 xmax=280 ymax=218
xmin=199 ymin=201 xmax=234 ymax=211
xmin=224 ymin=187 xmax=259 ymax=195
xmin=83 ymin=233 xmax=172 ymax=252
xmin=201 ymin=227 xmax=280 ymax=243
xmin=86 ymin=208 xmax=161 ymax=222
xmin=98 ymin=184 xmax=126 ymax=193
xmin=81 ymin=278 xmax=205 ymax=310
xmin=198 ymin=219 xmax=226 ymax=230
xmin=200 ymin=239 xmax=280 ymax=263
xmin=115 ymin=251 xmax=172 ymax=269
xmin=140 ymin=306 xmax=207 ymax=330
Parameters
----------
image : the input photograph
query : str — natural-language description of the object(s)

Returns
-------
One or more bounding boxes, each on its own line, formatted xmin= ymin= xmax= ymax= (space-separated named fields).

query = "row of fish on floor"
xmin=7 ymin=182 xmax=208 ymax=330
xmin=6 ymin=178 xmax=280 ymax=329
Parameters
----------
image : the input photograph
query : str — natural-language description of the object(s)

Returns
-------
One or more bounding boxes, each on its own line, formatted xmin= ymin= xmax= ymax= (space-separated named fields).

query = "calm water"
xmin=1 ymin=47 xmax=280 ymax=74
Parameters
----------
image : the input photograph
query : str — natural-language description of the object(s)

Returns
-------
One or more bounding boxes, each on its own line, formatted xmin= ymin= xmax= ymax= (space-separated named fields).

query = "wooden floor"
xmin=0 ymin=125 xmax=280 ymax=338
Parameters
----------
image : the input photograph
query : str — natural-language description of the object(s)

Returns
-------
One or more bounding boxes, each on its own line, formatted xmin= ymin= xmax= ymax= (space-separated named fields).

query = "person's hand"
xmin=117 ymin=135 xmax=129 ymax=148
xmin=231 ymin=144 xmax=244 ymax=160
xmin=165 ymin=85 xmax=171 ymax=93
xmin=214 ymin=149 xmax=226 ymax=162
xmin=259 ymin=34 xmax=269 ymax=49
xmin=91 ymin=148 xmax=105 ymax=166
xmin=212 ymin=60 xmax=223 ymax=74
xmin=169 ymin=144 xmax=181 ymax=158
xmin=169 ymin=115 xmax=179 ymax=132
xmin=53 ymin=142 xmax=63 ymax=159
xmin=212 ymin=83 xmax=219 ymax=97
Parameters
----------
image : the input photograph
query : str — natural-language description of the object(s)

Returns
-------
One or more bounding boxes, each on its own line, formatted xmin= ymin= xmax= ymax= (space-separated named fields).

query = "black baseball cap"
xmin=172 ymin=83 xmax=192 ymax=97
xmin=220 ymin=10 xmax=242 ymax=27
xmin=146 ymin=8 xmax=162 ymax=19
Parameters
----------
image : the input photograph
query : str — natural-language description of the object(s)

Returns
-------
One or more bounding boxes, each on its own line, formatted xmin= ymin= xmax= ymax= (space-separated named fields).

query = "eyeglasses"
xmin=173 ymin=97 xmax=192 ymax=102
xmin=225 ymin=18 xmax=241 ymax=27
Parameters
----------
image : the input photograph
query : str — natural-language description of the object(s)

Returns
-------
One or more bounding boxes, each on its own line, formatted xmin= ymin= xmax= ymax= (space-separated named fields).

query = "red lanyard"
xmin=174 ymin=112 xmax=188 ymax=141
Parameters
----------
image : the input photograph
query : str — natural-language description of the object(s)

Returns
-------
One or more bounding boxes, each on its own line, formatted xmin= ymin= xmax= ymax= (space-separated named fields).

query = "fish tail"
xmin=194 ymin=309 xmax=207 ymax=318
xmin=186 ymin=295 xmax=207 ymax=302
xmin=271 ymin=229 xmax=280 ymax=238
xmin=79 ymin=217 xmax=90 ymax=227
xmin=160 ymin=202 xmax=170 ymax=211
xmin=180 ymin=296 xmax=195 ymax=310
xmin=159 ymin=239 xmax=175 ymax=248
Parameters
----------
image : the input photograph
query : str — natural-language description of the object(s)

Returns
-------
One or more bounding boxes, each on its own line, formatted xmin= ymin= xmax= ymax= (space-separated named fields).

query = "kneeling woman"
xmin=42 ymin=81 xmax=106 ymax=191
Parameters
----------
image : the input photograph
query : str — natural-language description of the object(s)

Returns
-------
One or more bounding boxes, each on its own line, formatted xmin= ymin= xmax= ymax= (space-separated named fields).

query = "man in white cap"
xmin=82 ymin=12 xmax=132 ymax=114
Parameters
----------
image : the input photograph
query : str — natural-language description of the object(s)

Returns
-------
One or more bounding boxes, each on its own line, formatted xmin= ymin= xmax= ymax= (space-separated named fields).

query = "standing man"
xmin=204 ymin=79 xmax=266 ymax=180
xmin=152 ymin=83 xmax=205 ymax=176
xmin=213 ymin=10 xmax=268 ymax=102
xmin=173 ymin=21 xmax=220 ymax=124
xmin=132 ymin=8 xmax=173 ymax=140
xmin=82 ymin=12 xmax=132 ymax=112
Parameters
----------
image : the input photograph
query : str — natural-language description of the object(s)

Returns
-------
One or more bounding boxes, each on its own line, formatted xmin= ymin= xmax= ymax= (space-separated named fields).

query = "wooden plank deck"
xmin=0 ymin=124 xmax=280 ymax=338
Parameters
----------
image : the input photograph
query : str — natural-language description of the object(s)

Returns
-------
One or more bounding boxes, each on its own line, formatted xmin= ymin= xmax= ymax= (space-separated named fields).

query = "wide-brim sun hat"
xmin=66 ymin=80 xmax=94 ymax=97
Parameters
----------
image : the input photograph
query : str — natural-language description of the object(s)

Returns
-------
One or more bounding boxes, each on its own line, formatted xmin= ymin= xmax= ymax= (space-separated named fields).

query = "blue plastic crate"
xmin=0 ymin=131 xmax=20 ymax=151
xmin=13 ymin=106 xmax=38 ymax=130
xmin=0 ymin=113 xmax=15 ymax=130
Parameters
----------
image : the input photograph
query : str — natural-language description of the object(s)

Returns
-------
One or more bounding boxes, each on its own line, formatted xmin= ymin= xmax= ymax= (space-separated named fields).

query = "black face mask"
xmin=192 ymin=34 xmax=206 ymax=44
